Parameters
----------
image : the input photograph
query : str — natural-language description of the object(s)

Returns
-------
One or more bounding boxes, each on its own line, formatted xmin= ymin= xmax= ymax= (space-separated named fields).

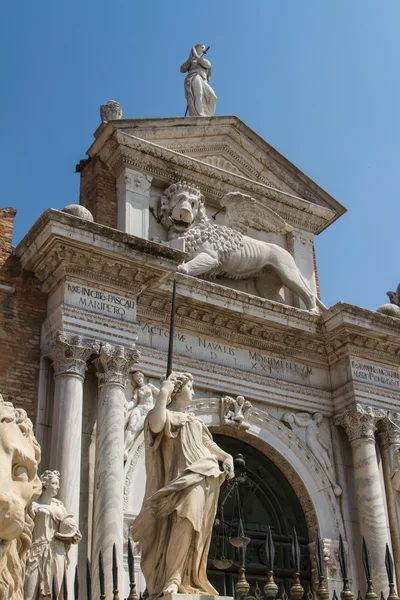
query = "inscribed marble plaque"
xmin=65 ymin=281 xmax=137 ymax=322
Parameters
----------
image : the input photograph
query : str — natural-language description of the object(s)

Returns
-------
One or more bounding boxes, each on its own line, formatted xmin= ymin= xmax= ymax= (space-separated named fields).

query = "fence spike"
xmin=86 ymin=558 xmax=92 ymax=600
xmin=99 ymin=551 xmax=105 ymax=600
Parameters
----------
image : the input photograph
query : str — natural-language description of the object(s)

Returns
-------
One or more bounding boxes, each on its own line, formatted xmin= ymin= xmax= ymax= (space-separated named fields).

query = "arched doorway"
xmin=208 ymin=434 xmax=312 ymax=598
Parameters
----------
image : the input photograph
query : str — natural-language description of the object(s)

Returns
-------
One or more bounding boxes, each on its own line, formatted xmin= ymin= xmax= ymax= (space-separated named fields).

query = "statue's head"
xmin=313 ymin=412 xmax=323 ymax=425
xmin=194 ymin=44 xmax=207 ymax=56
xmin=159 ymin=182 xmax=206 ymax=236
xmin=167 ymin=372 xmax=194 ymax=406
xmin=0 ymin=396 xmax=41 ymax=543
xmin=130 ymin=371 xmax=145 ymax=388
xmin=0 ymin=395 xmax=41 ymax=599
xmin=39 ymin=470 xmax=60 ymax=498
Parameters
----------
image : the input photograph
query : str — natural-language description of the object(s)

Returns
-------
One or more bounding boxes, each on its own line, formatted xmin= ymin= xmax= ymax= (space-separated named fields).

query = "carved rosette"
xmin=95 ymin=343 xmax=140 ymax=388
xmin=47 ymin=330 xmax=99 ymax=378
xmin=334 ymin=403 xmax=386 ymax=443
xmin=377 ymin=413 xmax=400 ymax=449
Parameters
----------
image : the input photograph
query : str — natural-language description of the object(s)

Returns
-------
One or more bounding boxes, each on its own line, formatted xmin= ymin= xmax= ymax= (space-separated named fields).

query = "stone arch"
xmin=192 ymin=401 xmax=344 ymax=541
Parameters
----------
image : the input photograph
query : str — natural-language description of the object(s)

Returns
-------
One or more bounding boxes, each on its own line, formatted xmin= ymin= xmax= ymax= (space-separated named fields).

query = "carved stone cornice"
xmin=15 ymin=210 xmax=182 ymax=294
xmin=46 ymin=330 xmax=99 ymax=378
xmin=93 ymin=117 xmax=344 ymax=218
xmin=334 ymin=403 xmax=386 ymax=443
xmin=377 ymin=414 xmax=400 ymax=449
xmin=95 ymin=343 xmax=140 ymax=387
xmin=99 ymin=130 xmax=337 ymax=234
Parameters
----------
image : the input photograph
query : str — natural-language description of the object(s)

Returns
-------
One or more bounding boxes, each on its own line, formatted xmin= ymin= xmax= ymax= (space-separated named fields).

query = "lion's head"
xmin=0 ymin=395 xmax=41 ymax=600
xmin=159 ymin=181 xmax=206 ymax=237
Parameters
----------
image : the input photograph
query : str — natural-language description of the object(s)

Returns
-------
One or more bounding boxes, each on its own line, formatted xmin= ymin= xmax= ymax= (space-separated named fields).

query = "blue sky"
xmin=0 ymin=1 xmax=398 ymax=311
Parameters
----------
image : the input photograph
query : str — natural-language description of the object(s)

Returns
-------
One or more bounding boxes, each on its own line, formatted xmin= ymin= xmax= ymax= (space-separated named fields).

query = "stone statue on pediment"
xmin=282 ymin=411 xmax=342 ymax=497
xmin=180 ymin=44 xmax=216 ymax=117
xmin=158 ymin=182 xmax=326 ymax=313
xmin=124 ymin=371 xmax=159 ymax=461
xmin=0 ymin=395 xmax=42 ymax=600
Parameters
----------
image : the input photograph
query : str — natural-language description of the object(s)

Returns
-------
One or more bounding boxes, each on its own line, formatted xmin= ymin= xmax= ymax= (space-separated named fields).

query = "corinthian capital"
xmin=377 ymin=413 xmax=400 ymax=449
xmin=95 ymin=343 xmax=140 ymax=387
xmin=334 ymin=403 xmax=386 ymax=443
xmin=47 ymin=331 xmax=99 ymax=378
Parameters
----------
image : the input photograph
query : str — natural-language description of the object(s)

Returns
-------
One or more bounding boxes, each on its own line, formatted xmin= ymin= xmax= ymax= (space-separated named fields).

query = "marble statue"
xmin=124 ymin=371 xmax=159 ymax=461
xmin=282 ymin=412 xmax=342 ymax=497
xmin=158 ymin=182 xmax=326 ymax=313
xmin=221 ymin=395 xmax=252 ymax=429
xmin=24 ymin=470 xmax=82 ymax=600
xmin=0 ymin=395 xmax=41 ymax=600
xmin=180 ymin=44 xmax=216 ymax=117
xmin=377 ymin=283 xmax=400 ymax=317
xmin=131 ymin=372 xmax=234 ymax=599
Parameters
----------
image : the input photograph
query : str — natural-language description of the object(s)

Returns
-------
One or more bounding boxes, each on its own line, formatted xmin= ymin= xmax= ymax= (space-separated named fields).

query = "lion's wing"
xmin=220 ymin=192 xmax=293 ymax=235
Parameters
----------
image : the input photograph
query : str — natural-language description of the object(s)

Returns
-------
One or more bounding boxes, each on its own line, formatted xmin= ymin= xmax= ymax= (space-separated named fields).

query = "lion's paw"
xmin=177 ymin=263 xmax=188 ymax=274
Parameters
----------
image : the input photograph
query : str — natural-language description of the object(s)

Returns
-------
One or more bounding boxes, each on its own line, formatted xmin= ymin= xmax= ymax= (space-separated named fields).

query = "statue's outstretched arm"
xmin=148 ymin=377 xmax=174 ymax=433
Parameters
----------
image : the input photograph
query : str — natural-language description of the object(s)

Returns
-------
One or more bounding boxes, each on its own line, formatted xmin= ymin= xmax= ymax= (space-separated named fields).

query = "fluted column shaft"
xmin=47 ymin=331 xmax=97 ymax=592
xmin=335 ymin=404 xmax=388 ymax=594
xmin=378 ymin=414 xmax=400 ymax=592
xmin=92 ymin=344 xmax=140 ymax=598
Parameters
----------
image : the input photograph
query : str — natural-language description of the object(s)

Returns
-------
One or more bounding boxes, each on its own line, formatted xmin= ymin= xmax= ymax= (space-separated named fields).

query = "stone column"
xmin=117 ymin=168 xmax=152 ymax=238
xmin=47 ymin=331 xmax=97 ymax=590
xmin=378 ymin=414 xmax=400 ymax=591
xmin=92 ymin=344 xmax=140 ymax=598
xmin=334 ymin=404 xmax=388 ymax=593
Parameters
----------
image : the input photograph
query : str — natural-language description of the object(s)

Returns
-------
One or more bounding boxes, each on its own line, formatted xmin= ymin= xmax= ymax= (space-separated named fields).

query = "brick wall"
xmin=77 ymin=157 xmax=117 ymax=228
xmin=0 ymin=209 xmax=47 ymax=423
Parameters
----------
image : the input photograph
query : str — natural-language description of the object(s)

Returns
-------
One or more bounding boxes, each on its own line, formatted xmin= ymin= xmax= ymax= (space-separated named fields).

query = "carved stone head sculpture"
xmin=0 ymin=395 xmax=41 ymax=600
xmin=159 ymin=181 xmax=205 ymax=237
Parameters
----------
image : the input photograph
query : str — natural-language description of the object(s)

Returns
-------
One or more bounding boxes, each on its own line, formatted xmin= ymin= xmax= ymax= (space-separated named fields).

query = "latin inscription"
xmin=351 ymin=360 xmax=400 ymax=390
xmin=137 ymin=322 xmax=318 ymax=385
xmin=65 ymin=282 xmax=137 ymax=322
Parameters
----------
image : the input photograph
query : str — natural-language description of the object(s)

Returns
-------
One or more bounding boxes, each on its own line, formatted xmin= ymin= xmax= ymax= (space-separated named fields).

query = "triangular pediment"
xmin=101 ymin=116 xmax=345 ymax=219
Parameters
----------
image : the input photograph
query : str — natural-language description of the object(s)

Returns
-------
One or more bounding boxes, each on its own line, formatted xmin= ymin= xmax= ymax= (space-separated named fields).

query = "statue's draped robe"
xmin=183 ymin=62 xmax=217 ymax=117
xmin=25 ymin=502 xmax=69 ymax=596
xmin=132 ymin=410 xmax=224 ymax=599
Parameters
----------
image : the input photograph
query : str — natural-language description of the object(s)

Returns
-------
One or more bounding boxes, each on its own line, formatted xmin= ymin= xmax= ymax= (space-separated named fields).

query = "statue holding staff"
xmin=131 ymin=371 xmax=234 ymax=598
xmin=180 ymin=44 xmax=217 ymax=117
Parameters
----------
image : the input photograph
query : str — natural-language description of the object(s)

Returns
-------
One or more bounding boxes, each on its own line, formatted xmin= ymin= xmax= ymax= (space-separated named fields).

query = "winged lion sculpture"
xmin=158 ymin=181 xmax=326 ymax=313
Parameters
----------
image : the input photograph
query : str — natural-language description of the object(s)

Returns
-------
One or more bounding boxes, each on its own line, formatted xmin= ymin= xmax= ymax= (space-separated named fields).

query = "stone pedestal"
xmin=378 ymin=414 xmax=400 ymax=592
xmin=335 ymin=404 xmax=389 ymax=593
xmin=91 ymin=343 xmax=140 ymax=598
xmin=47 ymin=331 xmax=97 ymax=592
xmin=117 ymin=168 xmax=152 ymax=237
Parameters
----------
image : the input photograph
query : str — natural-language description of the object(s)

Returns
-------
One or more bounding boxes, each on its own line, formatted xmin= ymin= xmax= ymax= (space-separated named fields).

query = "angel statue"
xmin=24 ymin=470 xmax=82 ymax=600
xmin=180 ymin=44 xmax=216 ymax=117
xmin=282 ymin=412 xmax=342 ymax=497
xmin=158 ymin=182 xmax=326 ymax=313
xmin=221 ymin=395 xmax=252 ymax=429
xmin=131 ymin=372 xmax=234 ymax=599
xmin=124 ymin=371 xmax=159 ymax=461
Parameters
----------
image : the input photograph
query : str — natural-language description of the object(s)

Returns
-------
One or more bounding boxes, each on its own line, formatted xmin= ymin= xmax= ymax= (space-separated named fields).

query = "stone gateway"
xmin=1 ymin=53 xmax=400 ymax=599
